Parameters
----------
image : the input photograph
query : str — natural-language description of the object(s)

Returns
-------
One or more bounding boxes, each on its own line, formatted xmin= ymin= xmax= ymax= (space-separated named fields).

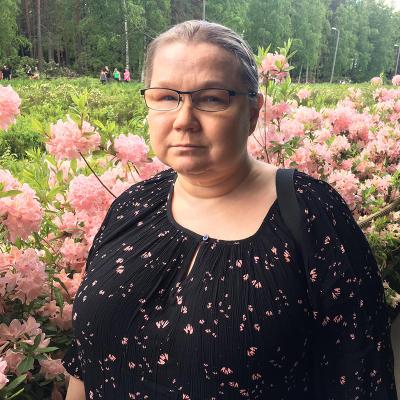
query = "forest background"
xmin=1 ymin=0 xmax=400 ymax=83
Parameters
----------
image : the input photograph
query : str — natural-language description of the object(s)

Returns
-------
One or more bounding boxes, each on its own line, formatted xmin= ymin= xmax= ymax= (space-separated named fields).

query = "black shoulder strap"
xmin=276 ymin=168 xmax=303 ymax=256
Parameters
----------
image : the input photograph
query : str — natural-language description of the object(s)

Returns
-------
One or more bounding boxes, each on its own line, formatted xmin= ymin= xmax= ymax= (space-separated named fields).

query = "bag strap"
xmin=276 ymin=168 xmax=303 ymax=257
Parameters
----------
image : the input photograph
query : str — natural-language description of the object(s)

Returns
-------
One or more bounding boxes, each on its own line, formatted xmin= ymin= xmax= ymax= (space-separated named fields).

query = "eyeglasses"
xmin=140 ymin=88 xmax=257 ymax=112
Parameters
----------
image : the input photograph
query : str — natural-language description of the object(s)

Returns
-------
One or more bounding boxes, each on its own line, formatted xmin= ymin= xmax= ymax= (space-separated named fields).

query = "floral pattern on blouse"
xmin=63 ymin=169 xmax=397 ymax=399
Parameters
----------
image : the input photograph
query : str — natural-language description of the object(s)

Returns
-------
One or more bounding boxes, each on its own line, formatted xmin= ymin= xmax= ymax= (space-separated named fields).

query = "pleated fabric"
xmin=62 ymin=169 xmax=396 ymax=399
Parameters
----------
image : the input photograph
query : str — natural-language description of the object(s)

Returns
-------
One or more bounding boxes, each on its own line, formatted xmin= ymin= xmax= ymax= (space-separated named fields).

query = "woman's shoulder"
xmin=114 ymin=167 xmax=175 ymax=206
xmin=293 ymin=169 xmax=347 ymax=207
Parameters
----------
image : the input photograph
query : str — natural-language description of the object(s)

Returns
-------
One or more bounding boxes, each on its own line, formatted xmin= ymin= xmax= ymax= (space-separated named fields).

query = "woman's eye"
xmin=202 ymin=96 xmax=222 ymax=103
xmin=162 ymin=96 xmax=177 ymax=101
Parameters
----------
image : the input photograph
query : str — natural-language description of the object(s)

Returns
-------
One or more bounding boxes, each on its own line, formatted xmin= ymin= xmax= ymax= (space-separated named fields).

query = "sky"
xmin=386 ymin=0 xmax=400 ymax=10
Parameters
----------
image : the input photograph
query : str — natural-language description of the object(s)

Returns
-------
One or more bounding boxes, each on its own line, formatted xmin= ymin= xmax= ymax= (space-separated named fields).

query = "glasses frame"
xmin=140 ymin=87 xmax=258 ymax=112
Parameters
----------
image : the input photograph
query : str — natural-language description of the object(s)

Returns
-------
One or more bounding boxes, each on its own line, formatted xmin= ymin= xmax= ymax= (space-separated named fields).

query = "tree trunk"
xmin=305 ymin=64 xmax=309 ymax=83
xmin=35 ymin=0 xmax=44 ymax=67
xmin=74 ymin=0 xmax=81 ymax=72
xmin=122 ymin=0 xmax=129 ymax=68
xmin=192 ymin=0 xmax=203 ymax=20
xmin=171 ymin=0 xmax=180 ymax=24
xmin=44 ymin=0 xmax=53 ymax=62
xmin=297 ymin=65 xmax=302 ymax=83
xmin=24 ymin=0 xmax=33 ymax=53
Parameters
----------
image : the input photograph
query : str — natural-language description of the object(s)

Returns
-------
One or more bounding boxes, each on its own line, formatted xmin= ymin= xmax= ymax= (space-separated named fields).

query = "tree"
xmin=0 ymin=0 xmax=19 ymax=59
xmin=291 ymin=0 xmax=328 ymax=82
xmin=245 ymin=0 xmax=293 ymax=52
xmin=35 ymin=0 xmax=43 ymax=66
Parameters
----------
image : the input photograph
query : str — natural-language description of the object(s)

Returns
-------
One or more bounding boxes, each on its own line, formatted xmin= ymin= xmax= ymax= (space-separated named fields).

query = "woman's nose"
xmin=172 ymin=95 xmax=200 ymax=131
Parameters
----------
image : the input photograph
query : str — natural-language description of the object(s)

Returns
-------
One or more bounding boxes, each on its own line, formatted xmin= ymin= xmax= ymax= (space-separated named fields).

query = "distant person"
xmin=25 ymin=65 xmax=33 ymax=78
xmin=2 ymin=65 xmax=12 ymax=80
xmin=32 ymin=67 xmax=40 ymax=80
xmin=100 ymin=69 xmax=107 ymax=84
xmin=105 ymin=66 xmax=111 ymax=81
xmin=113 ymin=68 xmax=121 ymax=82
xmin=123 ymin=68 xmax=131 ymax=83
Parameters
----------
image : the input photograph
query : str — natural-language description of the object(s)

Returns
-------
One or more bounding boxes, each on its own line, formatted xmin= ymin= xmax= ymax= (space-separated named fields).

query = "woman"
xmin=124 ymin=67 xmax=131 ymax=83
xmin=64 ymin=21 xmax=397 ymax=399
xmin=113 ymin=67 xmax=121 ymax=82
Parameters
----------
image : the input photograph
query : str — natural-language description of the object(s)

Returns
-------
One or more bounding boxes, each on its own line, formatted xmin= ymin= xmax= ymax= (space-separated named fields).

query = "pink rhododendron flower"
xmin=0 ymin=358 xmax=8 ymax=389
xmin=114 ymin=133 xmax=149 ymax=165
xmin=392 ymin=75 xmax=400 ymax=86
xmin=39 ymin=358 xmax=66 ymax=379
xmin=0 ymin=169 xmax=43 ymax=243
xmin=0 ymin=316 xmax=41 ymax=342
xmin=327 ymin=170 xmax=360 ymax=209
xmin=279 ymin=119 xmax=304 ymax=141
xmin=51 ymin=303 xmax=73 ymax=331
xmin=3 ymin=350 xmax=23 ymax=374
xmin=139 ymin=157 xmax=168 ymax=180
xmin=271 ymin=102 xmax=291 ymax=120
xmin=370 ymin=77 xmax=383 ymax=86
xmin=0 ymin=248 xmax=47 ymax=304
xmin=294 ymin=107 xmax=322 ymax=130
xmin=67 ymin=174 xmax=114 ymax=213
xmin=297 ymin=88 xmax=311 ymax=101
xmin=327 ymin=106 xmax=356 ymax=133
xmin=46 ymin=116 xmax=101 ymax=160
xmin=0 ymin=85 xmax=21 ymax=130
xmin=329 ymin=135 xmax=351 ymax=155
xmin=53 ymin=270 xmax=82 ymax=300
xmin=59 ymin=238 xmax=89 ymax=272
xmin=259 ymin=53 xmax=289 ymax=83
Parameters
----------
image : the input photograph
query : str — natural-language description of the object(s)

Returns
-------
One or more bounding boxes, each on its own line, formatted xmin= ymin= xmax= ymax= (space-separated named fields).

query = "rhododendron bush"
xmin=1 ymin=44 xmax=400 ymax=396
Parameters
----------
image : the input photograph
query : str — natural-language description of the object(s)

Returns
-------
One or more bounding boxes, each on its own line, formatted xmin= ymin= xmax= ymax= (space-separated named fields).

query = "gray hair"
xmin=144 ymin=20 xmax=259 ymax=94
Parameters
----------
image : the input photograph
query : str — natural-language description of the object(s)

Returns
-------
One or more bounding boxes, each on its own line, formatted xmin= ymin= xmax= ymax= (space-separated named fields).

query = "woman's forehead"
xmin=150 ymin=41 xmax=241 ymax=88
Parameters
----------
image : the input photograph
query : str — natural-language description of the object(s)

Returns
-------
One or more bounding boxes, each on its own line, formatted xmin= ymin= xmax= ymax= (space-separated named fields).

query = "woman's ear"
xmin=249 ymin=93 xmax=264 ymax=135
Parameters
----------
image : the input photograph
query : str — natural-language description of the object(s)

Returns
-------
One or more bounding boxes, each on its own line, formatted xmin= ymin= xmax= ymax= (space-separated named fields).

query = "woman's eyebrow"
xmin=150 ymin=80 xmax=226 ymax=88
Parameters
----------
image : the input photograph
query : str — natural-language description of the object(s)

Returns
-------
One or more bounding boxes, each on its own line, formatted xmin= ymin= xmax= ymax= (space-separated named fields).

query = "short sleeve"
xmin=62 ymin=337 xmax=83 ymax=379
xmin=295 ymin=172 xmax=397 ymax=399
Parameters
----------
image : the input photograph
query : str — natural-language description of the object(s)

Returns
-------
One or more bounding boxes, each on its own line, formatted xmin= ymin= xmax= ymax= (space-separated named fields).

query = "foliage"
xmin=0 ymin=78 xmax=147 ymax=158
xmin=2 ymin=0 xmax=400 ymax=82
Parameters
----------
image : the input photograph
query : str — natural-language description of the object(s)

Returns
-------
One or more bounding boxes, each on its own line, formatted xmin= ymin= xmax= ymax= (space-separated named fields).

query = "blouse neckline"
xmin=165 ymin=169 xmax=280 ymax=245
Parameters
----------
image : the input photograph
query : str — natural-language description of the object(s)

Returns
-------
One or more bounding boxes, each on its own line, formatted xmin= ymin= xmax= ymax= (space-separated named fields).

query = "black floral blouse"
xmin=62 ymin=169 xmax=397 ymax=399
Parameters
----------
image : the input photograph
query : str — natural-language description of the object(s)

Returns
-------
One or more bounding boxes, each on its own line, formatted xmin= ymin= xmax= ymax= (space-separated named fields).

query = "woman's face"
xmin=147 ymin=41 xmax=261 ymax=177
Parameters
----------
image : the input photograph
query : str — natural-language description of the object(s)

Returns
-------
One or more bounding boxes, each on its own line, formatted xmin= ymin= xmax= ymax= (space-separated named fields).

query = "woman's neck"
xmin=174 ymin=157 xmax=257 ymax=200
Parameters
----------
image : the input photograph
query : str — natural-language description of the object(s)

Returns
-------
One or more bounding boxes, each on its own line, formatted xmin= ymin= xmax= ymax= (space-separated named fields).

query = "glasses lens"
xmin=145 ymin=88 xmax=179 ymax=111
xmin=192 ymin=89 xmax=230 ymax=111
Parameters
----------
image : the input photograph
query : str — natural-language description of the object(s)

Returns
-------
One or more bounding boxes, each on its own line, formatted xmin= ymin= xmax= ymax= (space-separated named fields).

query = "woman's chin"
xmin=167 ymin=159 xmax=211 ymax=176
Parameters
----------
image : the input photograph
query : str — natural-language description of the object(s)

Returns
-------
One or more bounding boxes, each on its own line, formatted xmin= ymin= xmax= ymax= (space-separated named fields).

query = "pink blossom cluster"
xmin=0 ymin=247 xmax=48 ymax=306
xmin=370 ymin=76 xmax=383 ymax=86
xmin=297 ymin=88 xmax=311 ymax=101
xmin=114 ymin=133 xmax=149 ymax=165
xmin=249 ymin=84 xmax=400 ymax=218
xmin=392 ymin=75 xmax=400 ymax=86
xmin=0 ymin=316 xmax=58 ymax=377
xmin=0 ymin=169 xmax=43 ymax=243
xmin=0 ymin=358 xmax=8 ymax=389
xmin=259 ymin=53 xmax=289 ymax=83
xmin=38 ymin=300 xmax=73 ymax=331
xmin=0 ymin=85 xmax=21 ymax=130
xmin=46 ymin=116 xmax=101 ymax=160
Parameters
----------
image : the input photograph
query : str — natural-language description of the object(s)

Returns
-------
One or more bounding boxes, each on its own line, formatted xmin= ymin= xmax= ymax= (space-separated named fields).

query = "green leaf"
xmin=16 ymin=356 xmax=34 ymax=374
xmin=31 ymin=118 xmax=44 ymax=133
xmin=5 ymin=387 xmax=25 ymax=400
xmin=0 ymin=190 xmax=22 ymax=199
xmin=33 ymin=334 xmax=42 ymax=350
xmin=70 ymin=158 xmax=78 ymax=174
xmin=2 ymin=374 xmax=27 ymax=394
xmin=35 ymin=346 xmax=59 ymax=354
xmin=53 ymin=287 xmax=64 ymax=310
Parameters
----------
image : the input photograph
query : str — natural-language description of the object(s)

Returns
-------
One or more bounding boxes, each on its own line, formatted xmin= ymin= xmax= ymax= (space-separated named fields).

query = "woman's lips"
xmin=171 ymin=144 xmax=205 ymax=148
